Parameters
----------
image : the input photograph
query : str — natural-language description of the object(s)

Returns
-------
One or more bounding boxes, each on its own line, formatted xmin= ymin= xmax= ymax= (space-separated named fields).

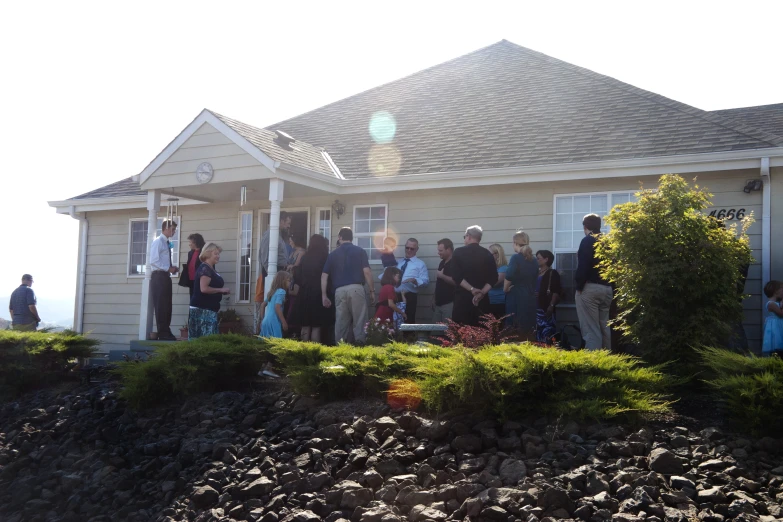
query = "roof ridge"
xmin=499 ymin=41 xmax=783 ymax=148
xmin=712 ymin=102 xmax=783 ymax=112
xmin=265 ymin=39 xmax=513 ymax=131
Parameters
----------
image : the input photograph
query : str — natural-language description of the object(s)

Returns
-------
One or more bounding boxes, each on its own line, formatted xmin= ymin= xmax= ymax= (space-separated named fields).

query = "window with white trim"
xmin=353 ymin=204 xmax=388 ymax=262
xmin=316 ymin=208 xmax=332 ymax=246
xmin=553 ymin=192 xmax=636 ymax=304
xmin=128 ymin=217 xmax=181 ymax=276
xmin=237 ymin=211 xmax=253 ymax=303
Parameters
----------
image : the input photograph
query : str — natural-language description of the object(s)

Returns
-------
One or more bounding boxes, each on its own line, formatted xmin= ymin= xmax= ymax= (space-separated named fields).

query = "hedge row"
xmin=0 ymin=329 xmax=99 ymax=398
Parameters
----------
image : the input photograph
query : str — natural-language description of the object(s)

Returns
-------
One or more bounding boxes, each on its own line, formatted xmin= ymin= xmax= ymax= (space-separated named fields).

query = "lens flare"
xmin=369 ymin=111 xmax=397 ymax=144
xmin=367 ymin=144 xmax=402 ymax=177
xmin=387 ymin=378 xmax=422 ymax=410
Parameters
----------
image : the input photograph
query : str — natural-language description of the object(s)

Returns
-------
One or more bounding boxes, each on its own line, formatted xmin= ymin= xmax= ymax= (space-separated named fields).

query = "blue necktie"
xmin=399 ymin=259 xmax=410 ymax=280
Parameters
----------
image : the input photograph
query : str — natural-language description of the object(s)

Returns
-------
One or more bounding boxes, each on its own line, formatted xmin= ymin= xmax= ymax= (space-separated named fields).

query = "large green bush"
xmin=0 ymin=329 xmax=99 ymax=397
xmin=596 ymin=174 xmax=753 ymax=367
xmin=699 ymin=347 xmax=783 ymax=435
xmin=267 ymin=339 xmax=671 ymax=422
xmin=114 ymin=334 xmax=269 ymax=409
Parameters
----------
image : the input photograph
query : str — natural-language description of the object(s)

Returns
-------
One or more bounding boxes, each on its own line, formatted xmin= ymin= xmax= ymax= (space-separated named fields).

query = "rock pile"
xmin=0 ymin=381 xmax=782 ymax=522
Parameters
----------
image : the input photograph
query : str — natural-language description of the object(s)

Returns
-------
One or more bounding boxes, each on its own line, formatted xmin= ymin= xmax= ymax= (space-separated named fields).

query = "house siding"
xmin=80 ymin=168 xmax=769 ymax=352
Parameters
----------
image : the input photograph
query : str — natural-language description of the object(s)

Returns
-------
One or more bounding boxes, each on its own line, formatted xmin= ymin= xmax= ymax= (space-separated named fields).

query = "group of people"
xmin=248 ymin=217 xmax=570 ymax=345
xmin=144 ymin=211 xmax=618 ymax=347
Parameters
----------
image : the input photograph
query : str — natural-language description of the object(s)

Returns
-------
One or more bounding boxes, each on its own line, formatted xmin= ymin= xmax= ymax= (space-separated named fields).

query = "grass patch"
xmin=266 ymin=339 xmax=671 ymax=422
xmin=114 ymin=334 xmax=269 ymax=409
xmin=0 ymin=329 xmax=99 ymax=398
xmin=699 ymin=346 xmax=783 ymax=435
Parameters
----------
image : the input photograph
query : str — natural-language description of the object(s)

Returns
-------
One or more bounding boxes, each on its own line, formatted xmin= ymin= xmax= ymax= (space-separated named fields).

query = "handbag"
xmin=553 ymin=324 xmax=585 ymax=351
xmin=177 ymin=262 xmax=191 ymax=288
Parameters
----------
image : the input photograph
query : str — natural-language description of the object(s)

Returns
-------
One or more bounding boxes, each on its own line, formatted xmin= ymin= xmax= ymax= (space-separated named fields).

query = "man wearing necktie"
xmin=381 ymin=238 xmax=429 ymax=324
xmin=149 ymin=220 xmax=179 ymax=340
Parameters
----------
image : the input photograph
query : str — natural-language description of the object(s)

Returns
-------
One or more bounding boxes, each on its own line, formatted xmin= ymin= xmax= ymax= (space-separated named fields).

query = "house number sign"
xmin=707 ymin=208 xmax=746 ymax=220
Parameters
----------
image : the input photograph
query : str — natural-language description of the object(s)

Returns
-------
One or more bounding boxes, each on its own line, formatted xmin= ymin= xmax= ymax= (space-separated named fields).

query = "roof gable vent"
xmin=274 ymin=130 xmax=296 ymax=150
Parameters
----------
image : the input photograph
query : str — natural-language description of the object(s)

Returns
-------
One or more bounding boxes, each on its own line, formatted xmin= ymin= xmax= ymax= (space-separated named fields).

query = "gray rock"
xmin=698 ymin=486 xmax=727 ymax=503
xmin=699 ymin=459 xmax=728 ymax=471
xmin=340 ymin=488 xmax=373 ymax=509
xmin=241 ymin=477 xmax=276 ymax=497
xmin=409 ymin=504 xmax=447 ymax=521
xmin=192 ymin=485 xmax=219 ymax=508
xmin=538 ymin=487 xmax=575 ymax=515
xmin=458 ymin=456 xmax=486 ymax=474
xmin=499 ymin=458 xmax=527 ymax=485
xmin=649 ymin=448 xmax=683 ymax=475
xmin=452 ymin=434 xmax=482 ymax=453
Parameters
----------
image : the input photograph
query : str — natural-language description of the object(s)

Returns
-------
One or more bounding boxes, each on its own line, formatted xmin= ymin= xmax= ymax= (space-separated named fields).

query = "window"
xmin=128 ymin=217 xmax=181 ymax=276
xmin=353 ymin=204 xmax=388 ymax=262
xmin=237 ymin=211 xmax=253 ymax=303
xmin=553 ymin=192 xmax=636 ymax=303
xmin=316 ymin=208 xmax=332 ymax=245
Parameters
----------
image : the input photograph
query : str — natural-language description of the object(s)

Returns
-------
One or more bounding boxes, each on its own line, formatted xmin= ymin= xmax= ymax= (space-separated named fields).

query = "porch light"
xmin=743 ymin=179 xmax=762 ymax=193
xmin=331 ymin=199 xmax=346 ymax=219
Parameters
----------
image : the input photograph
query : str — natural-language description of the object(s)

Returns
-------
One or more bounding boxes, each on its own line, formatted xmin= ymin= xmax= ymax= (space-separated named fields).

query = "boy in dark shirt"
xmin=380 ymin=237 xmax=397 ymax=268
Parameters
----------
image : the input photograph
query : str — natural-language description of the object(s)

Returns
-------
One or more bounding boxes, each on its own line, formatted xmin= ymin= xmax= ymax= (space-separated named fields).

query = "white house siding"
xmin=142 ymin=123 xmax=271 ymax=189
xmin=771 ymin=167 xmax=783 ymax=282
xmin=81 ymin=168 xmax=768 ymax=352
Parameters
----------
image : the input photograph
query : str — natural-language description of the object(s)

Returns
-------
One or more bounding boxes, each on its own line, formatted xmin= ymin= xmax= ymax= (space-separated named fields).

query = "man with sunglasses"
xmin=380 ymin=238 xmax=429 ymax=324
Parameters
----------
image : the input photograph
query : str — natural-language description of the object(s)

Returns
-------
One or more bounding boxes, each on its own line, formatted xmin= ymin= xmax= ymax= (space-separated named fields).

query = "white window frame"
xmin=315 ymin=207 xmax=332 ymax=247
xmin=236 ymin=210 xmax=254 ymax=303
xmin=552 ymin=191 xmax=636 ymax=305
xmin=353 ymin=204 xmax=388 ymax=264
xmin=127 ymin=216 xmax=182 ymax=278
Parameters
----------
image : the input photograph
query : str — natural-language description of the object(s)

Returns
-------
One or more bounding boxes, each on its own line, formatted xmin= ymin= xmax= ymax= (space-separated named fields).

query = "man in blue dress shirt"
xmin=381 ymin=238 xmax=429 ymax=324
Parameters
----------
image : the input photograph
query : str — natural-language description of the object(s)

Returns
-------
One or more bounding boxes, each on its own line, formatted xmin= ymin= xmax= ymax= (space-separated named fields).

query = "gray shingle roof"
xmin=72 ymin=176 xmax=144 ymax=200
xmin=210 ymin=111 xmax=338 ymax=177
xmin=69 ymin=40 xmax=783 ymax=200
xmin=711 ymin=103 xmax=783 ymax=140
xmin=269 ymin=40 xmax=783 ymax=179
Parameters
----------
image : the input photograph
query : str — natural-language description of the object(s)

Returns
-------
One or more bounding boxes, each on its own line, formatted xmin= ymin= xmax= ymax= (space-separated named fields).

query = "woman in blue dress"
xmin=261 ymin=271 xmax=293 ymax=338
xmin=504 ymin=231 xmax=538 ymax=338
xmin=762 ymin=280 xmax=783 ymax=355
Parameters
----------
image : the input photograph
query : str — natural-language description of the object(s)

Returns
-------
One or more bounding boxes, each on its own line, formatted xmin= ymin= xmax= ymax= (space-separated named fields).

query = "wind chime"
xmin=165 ymin=197 xmax=179 ymax=223
xmin=240 ymin=185 xmax=247 ymax=207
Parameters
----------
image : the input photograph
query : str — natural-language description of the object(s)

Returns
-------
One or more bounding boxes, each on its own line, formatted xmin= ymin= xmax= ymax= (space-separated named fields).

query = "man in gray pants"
xmin=575 ymin=213 xmax=613 ymax=350
xmin=321 ymin=227 xmax=375 ymax=343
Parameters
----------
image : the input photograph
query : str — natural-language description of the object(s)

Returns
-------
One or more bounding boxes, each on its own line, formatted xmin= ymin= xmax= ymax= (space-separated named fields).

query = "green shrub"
xmin=266 ymin=339 xmax=671 ymax=422
xmin=114 ymin=334 xmax=270 ymax=409
xmin=0 ymin=329 xmax=100 ymax=397
xmin=699 ymin=346 xmax=783 ymax=434
xmin=596 ymin=174 xmax=754 ymax=368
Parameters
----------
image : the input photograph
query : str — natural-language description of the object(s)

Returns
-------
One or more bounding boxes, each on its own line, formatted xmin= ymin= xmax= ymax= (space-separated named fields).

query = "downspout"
xmin=760 ymin=157 xmax=771 ymax=325
xmin=69 ymin=206 xmax=89 ymax=333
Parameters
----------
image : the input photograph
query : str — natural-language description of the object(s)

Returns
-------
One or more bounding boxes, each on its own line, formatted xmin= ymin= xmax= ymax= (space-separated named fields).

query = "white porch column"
xmin=139 ymin=190 xmax=160 ymax=339
xmin=265 ymin=179 xmax=285 ymax=291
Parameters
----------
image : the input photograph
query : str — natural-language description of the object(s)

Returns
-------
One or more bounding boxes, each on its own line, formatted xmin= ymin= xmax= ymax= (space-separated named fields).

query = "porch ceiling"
xmin=161 ymin=178 xmax=330 ymax=203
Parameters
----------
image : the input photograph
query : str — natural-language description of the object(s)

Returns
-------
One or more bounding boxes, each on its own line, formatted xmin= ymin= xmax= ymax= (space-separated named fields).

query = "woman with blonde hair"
xmin=189 ymin=243 xmax=231 ymax=339
xmin=487 ymin=243 xmax=509 ymax=320
xmin=504 ymin=230 xmax=538 ymax=336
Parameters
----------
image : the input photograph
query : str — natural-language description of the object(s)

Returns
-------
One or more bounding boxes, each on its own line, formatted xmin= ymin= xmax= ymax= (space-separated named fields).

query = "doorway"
xmin=259 ymin=208 xmax=311 ymax=268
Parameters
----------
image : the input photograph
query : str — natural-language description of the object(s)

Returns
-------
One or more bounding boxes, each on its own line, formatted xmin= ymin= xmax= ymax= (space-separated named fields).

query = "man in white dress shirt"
xmin=380 ymin=238 xmax=429 ymax=323
xmin=150 ymin=220 xmax=179 ymax=340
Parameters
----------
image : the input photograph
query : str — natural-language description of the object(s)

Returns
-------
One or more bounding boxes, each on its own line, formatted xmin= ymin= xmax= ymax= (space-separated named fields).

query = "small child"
xmin=260 ymin=271 xmax=292 ymax=338
xmin=394 ymin=292 xmax=408 ymax=331
xmin=762 ymin=280 xmax=783 ymax=355
xmin=380 ymin=237 xmax=398 ymax=268
xmin=376 ymin=267 xmax=406 ymax=326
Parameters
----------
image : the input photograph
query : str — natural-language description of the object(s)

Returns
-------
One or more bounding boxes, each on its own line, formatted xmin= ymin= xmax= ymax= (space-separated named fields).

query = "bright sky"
xmin=2 ymin=1 xmax=781 ymax=323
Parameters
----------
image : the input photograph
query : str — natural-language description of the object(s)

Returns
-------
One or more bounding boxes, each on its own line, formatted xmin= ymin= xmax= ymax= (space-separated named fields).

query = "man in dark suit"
xmin=451 ymin=226 xmax=498 ymax=326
